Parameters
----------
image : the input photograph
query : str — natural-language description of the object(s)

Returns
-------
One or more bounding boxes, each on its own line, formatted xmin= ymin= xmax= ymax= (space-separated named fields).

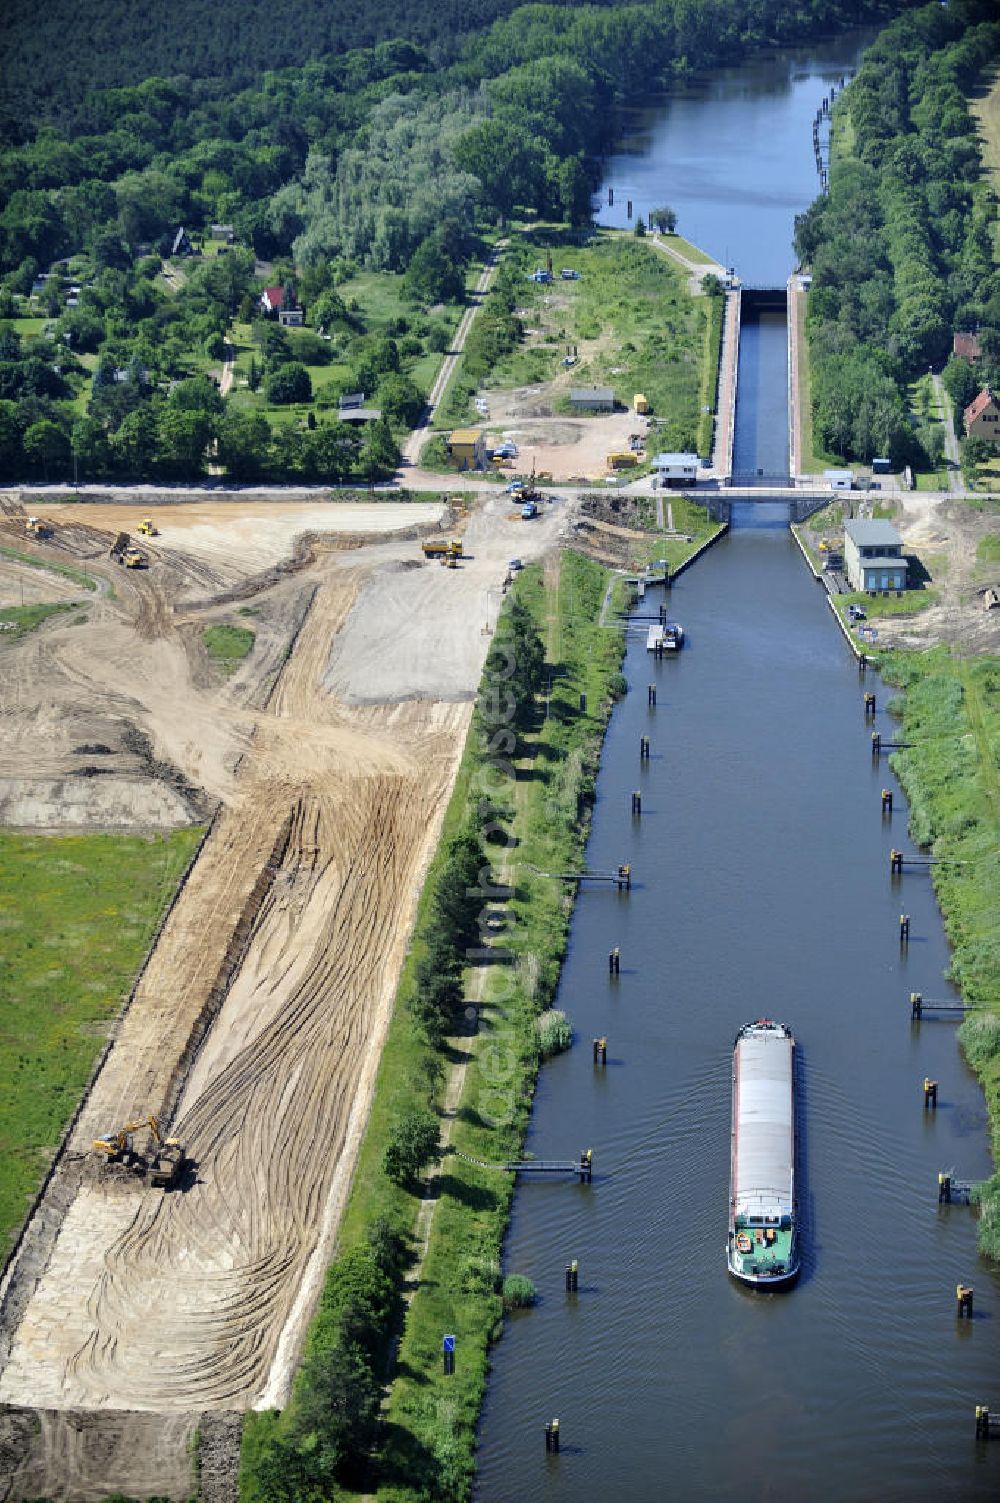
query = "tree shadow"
xmin=435 ymin=1172 xmax=502 ymax=1212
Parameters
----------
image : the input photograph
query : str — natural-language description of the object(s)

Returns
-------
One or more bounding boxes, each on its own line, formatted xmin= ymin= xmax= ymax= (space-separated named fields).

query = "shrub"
xmin=609 ymin=671 xmax=628 ymax=700
xmin=538 ymin=1008 xmax=571 ymax=1057
xmin=958 ymin=1012 xmax=1000 ymax=1073
xmin=502 ymin=1274 xmax=536 ymax=1310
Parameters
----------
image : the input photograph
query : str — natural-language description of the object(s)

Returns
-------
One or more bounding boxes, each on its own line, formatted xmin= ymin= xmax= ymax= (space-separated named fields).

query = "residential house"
xmin=338 ymin=393 xmax=381 ymax=424
xmin=260 ymin=285 xmax=304 ymax=326
xmin=446 ymin=428 xmax=487 ymax=470
xmin=210 ymin=224 xmax=235 ymax=243
xmin=964 ymin=388 xmax=1000 ymax=443
xmin=844 ymin=519 xmax=908 ymax=593
xmin=171 ymin=227 xmax=195 ymax=257
xmin=570 ymin=386 xmax=615 ymax=413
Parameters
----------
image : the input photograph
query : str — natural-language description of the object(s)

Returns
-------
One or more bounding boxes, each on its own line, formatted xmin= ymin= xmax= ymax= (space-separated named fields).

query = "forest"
xmin=795 ymin=0 xmax=1000 ymax=468
xmin=0 ymin=0 xmax=912 ymax=483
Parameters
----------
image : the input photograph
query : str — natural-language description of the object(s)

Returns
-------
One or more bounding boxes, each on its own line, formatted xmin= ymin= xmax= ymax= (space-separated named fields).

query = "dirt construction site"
xmin=0 ymin=488 xmax=568 ymax=1501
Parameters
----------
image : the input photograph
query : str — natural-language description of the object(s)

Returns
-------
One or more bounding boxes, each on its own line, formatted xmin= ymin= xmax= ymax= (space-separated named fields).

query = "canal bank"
xmin=476 ymin=528 xmax=999 ymax=1502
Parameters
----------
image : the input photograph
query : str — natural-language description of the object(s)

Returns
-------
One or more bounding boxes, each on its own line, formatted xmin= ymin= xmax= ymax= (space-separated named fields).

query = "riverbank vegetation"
xmin=795 ymin=1 xmax=1000 ymax=474
xmin=0 ymin=0 xmax=911 ymax=484
xmin=240 ymin=551 xmax=624 ymax=1501
xmin=878 ymin=647 xmax=1000 ymax=1258
xmin=0 ymin=827 xmax=203 ymax=1254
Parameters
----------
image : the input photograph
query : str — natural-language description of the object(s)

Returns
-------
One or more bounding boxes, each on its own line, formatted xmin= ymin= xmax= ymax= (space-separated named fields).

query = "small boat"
xmin=727 ymin=1019 xmax=799 ymax=1289
xmin=645 ymin=622 xmax=684 ymax=653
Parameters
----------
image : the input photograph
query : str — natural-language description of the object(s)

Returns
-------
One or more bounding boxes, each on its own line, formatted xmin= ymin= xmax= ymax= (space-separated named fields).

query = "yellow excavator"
xmin=92 ymin=1114 xmax=187 ymax=1188
xmin=137 ymin=517 xmax=158 ymax=537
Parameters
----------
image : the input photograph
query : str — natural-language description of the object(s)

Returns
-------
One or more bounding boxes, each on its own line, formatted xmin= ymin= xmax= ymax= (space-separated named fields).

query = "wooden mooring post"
xmin=631 ymin=790 xmax=642 ymax=816
xmin=648 ymin=683 xmax=656 ymax=706
xmin=565 ymin=1260 xmax=579 ymax=1293
xmin=900 ymin=913 xmax=910 ymax=944
xmin=975 ymin=1406 xmax=992 ymax=1441
xmin=923 ymin=1076 xmax=938 ymax=1109
xmin=881 ymin=788 xmax=893 ymax=815
xmin=592 ymin=1036 xmax=607 ymax=1066
xmin=864 ymin=692 xmax=876 ymax=718
xmin=608 ymin=946 xmax=621 ymax=975
xmin=957 ymin=1284 xmax=974 ymax=1319
xmin=545 ymin=1419 xmax=560 ymax=1454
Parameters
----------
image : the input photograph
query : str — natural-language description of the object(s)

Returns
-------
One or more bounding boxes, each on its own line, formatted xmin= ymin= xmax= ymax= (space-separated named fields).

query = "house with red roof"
xmin=260 ymin=285 xmax=304 ymax=326
xmin=964 ymin=388 xmax=1000 ymax=443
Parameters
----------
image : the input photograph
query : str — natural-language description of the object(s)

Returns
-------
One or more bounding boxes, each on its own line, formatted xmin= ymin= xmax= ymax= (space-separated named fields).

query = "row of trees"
xmin=796 ymin=3 xmax=1000 ymax=466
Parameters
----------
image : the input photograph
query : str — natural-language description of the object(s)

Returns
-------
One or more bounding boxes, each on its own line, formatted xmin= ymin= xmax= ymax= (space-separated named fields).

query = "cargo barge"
xmin=727 ymin=1019 xmax=799 ymax=1288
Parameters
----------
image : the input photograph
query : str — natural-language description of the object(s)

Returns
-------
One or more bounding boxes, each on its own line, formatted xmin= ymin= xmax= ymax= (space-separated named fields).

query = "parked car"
xmin=495 ymin=442 xmax=518 ymax=459
xmin=509 ymin=558 xmax=523 ymax=571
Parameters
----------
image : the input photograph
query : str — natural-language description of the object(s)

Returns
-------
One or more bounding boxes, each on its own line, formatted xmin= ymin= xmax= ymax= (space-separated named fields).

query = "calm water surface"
xmin=475 ymin=533 xmax=999 ymax=1501
xmin=596 ymin=32 xmax=872 ymax=283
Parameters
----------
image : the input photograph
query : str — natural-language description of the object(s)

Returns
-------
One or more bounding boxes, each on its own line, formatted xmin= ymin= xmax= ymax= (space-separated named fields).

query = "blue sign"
xmin=443 ymin=1334 xmax=456 ymax=1353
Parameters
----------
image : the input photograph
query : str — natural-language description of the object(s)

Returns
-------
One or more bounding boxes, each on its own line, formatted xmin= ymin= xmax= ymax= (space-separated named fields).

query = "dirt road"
xmin=0 ymin=486 xmax=566 ymax=1498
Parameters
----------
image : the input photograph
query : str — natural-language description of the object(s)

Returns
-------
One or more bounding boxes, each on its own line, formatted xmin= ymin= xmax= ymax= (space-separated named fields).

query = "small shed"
xmin=446 ymin=428 xmax=487 ymax=470
xmin=570 ymin=386 xmax=615 ymax=413
xmin=844 ymin=519 xmax=908 ymax=593
xmin=652 ymin=452 xmax=699 ymax=487
xmin=824 ymin=468 xmax=854 ymax=491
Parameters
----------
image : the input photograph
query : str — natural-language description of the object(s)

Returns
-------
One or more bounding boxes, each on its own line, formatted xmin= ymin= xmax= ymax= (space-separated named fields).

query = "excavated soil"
xmin=0 ymin=486 xmax=566 ymax=1499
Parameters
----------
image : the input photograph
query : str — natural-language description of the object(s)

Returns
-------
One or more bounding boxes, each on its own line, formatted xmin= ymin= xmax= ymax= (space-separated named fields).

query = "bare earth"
xmin=0 ymin=488 xmax=565 ymax=1500
xmin=482 ymin=385 xmax=646 ymax=482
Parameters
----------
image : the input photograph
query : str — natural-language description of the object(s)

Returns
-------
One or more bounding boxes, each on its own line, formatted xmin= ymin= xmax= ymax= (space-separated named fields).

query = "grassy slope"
xmin=878 ymin=648 xmax=1000 ymax=1256
xmin=0 ymin=827 xmax=203 ymax=1253
xmin=0 ymin=602 xmax=77 ymax=641
xmin=203 ymin=623 xmax=255 ymax=672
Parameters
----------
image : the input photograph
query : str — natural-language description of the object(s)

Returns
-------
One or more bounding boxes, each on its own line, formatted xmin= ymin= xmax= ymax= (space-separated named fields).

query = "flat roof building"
xmin=570 ymin=386 xmax=614 ymax=412
xmin=844 ymin=519 xmax=907 ymax=593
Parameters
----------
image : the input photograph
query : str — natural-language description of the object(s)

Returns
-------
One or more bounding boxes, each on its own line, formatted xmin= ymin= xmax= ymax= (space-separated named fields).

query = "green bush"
xmin=538 ymin=1008 xmax=571 ymax=1058
xmin=501 ymin=1274 xmax=536 ymax=1310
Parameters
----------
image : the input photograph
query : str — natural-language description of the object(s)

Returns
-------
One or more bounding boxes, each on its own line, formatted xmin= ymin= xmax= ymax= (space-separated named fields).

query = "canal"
xmin=476 ymin=26 xmax=1000 ymax=1503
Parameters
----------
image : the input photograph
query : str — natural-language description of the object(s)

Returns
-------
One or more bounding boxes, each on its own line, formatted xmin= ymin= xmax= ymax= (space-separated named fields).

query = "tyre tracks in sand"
xmin=0 ymin=558 xmax=473 ymax=1497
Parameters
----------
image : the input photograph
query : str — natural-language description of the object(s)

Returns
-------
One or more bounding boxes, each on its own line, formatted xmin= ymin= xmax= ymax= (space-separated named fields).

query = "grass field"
xmin=479 ymin=231 xmax=713 ymax=453
xmin=0 ymin=602 xmax=77 ymax=642
xmin=0 ymin=827 xmax=204 ymax=1253
xmin=203 ymin=623 xmax=255 ymax=672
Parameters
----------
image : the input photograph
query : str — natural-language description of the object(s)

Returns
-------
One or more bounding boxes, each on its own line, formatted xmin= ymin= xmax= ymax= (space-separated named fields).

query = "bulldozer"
xmin=137 ymin=517 xmax=158 ymax=537
xmin=109 ymin=532 xmax=148 ymax=569
xmin=92 ymin=1114 xmax=187 ymax=1188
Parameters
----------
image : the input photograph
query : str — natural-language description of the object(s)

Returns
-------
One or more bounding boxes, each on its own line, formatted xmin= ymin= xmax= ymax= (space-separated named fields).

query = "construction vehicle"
xmin=25 ymin=515 xmax=52 ymax=539
xmin=137 ymin=517 xmax=158 ymax=537
xmin=442 ymin=554 xmax=459 ymax=569
xmin=607 ymin=451 xmax=639 ymax=470
xmin=421 ymin=538 xmax=463 ymax=559
xmin=109 ymin=532 xmax=148 ymax=569
xmin=634 ymin=393 xmax=650 ymax=415
xmin=521 ymin=499 xmax=538 ymax=520
xmin=93 ymin=1113 xmax=187 ymax=1187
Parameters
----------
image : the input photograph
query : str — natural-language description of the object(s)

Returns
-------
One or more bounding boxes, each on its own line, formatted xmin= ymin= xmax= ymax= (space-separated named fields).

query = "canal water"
xmin=595 ymin=29 xmax=871 ymax=283
xmin=476 ymin=535 xmax=1000 ymax=1502
xmin=477 ymin=26 xmax=999 ymax=1503
xmin=731 ymin=307 xmax=790 ymax=479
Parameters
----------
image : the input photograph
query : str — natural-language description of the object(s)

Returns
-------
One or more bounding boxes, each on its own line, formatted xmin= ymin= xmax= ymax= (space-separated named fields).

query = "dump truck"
xmin=25 ymin=515 xmax=52 ymax=539
xmin=137 ymin=517 xmax=158 ymax=536
xmin=421 ymin=538 xmax=463 ymax=558
xmin=634 ymin=394 xmax=649 ymax=415
xmin=110 ymin=532 xmax=148 ymax=568
xmin=607 ymin=451 xmax=639 ymax=470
